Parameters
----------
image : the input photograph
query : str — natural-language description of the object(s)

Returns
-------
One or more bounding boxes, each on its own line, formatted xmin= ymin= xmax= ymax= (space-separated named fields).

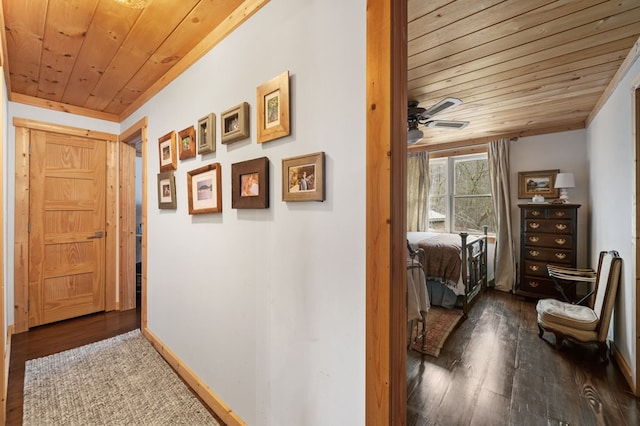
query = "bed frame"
xmin=458 ymin=225 xmax=489 ymax=315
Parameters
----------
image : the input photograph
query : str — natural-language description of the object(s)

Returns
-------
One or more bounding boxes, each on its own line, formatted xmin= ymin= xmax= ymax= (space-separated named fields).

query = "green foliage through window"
xmin=428 ymin=153 xmax=495 ymax=234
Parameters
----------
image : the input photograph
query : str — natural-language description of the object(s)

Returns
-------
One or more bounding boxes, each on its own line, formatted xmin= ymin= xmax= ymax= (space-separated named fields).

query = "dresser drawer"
xmin=524 ymin=219 xmax=572 ymax=234
xmin=520 ymin=276 xmax=557 ymax=296
xmin=522 ymin=260 xmax=551 ymax=277
xmin=523 ymin=207 xmax=574 ymax=219
xmin=523 ymin=247 xmax=572 ymax=263
xmin=524 ymin=233 xmax=572 ymax=248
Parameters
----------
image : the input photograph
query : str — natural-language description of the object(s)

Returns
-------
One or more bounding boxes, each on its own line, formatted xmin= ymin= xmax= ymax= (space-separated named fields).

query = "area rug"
xmin=23 ymin=329 xmax=219 ymax=426
xmin=410 ymin=306 xmax=464 ymax=357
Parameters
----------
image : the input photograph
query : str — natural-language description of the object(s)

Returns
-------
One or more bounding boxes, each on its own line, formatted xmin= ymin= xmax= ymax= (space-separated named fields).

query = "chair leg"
xmin=597 ymin=342 xmax=609 ymax=365
xmin=537 ymin=323 xmax=544 ymax=338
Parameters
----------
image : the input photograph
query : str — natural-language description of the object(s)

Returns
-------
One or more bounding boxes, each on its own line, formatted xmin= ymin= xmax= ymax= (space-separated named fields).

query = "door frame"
xmin=12 ymin=118 xmax=118 ymax=333
xmin=119 ymin=118 xmax=148 ymax=327
xmin=365 ymin=0 xmax=407 ymax=423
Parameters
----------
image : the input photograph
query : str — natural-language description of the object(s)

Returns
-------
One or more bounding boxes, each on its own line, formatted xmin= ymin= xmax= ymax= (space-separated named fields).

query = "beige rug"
xmin=410 ymin=306 xmax=464 ymax=357
xmin=23 ymin=329 xmax=219 ymax=426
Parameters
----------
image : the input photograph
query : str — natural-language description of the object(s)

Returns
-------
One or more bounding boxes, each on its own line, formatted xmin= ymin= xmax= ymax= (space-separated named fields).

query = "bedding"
xmin=407 ymin=231 xmax=481 ymax=295
xmin=407 ymin=230 xmax=488 ymax=315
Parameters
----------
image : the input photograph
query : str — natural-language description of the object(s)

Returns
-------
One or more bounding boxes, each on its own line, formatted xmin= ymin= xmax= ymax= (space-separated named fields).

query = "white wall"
xmin=587 ymin=54 xmax=640 ymax=390
xmin=510 ymin=130 xmax=590 ymax=270
xmin=121 ymin=1 xmax=366 ymax=424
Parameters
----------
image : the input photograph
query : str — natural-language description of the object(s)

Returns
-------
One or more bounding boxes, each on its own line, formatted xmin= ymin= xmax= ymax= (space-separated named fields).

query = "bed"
xmin=407 ymin=226 xmax=488 ymax=315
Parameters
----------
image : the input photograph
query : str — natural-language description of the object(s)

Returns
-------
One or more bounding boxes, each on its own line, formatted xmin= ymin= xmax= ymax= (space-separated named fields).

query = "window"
xmin=428 ymin=153 xmax=496 ymax=234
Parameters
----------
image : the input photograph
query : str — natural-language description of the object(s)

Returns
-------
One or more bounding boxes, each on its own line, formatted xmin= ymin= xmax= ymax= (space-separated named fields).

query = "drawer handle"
xmin=529 ymin=250 xmax=540 ymax=257
xmin=529 ymin=265 xmax=539 ymax=272
xmin=529 ymin=281 xmax=539 ymax=288
xmin=554 ymin=211 xmax=566 ymax=217
xmin=531 ymin=211 xmax=541 ymax=216
xmin=529 ymin=236 xmax=540 ymax=243
xmin=529 ymin=223 xmax=540 ymax=229
xmin=555 ymin=224 xmax=567 ymax=230
xmin=555 ymin=238 xmax=566 ymax=245
xmin=555 ymin=253 xmax=567 ymax=260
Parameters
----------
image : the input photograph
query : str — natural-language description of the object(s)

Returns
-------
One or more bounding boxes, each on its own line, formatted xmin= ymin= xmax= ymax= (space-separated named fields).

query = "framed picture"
xmin=256 ymin=70 xmax=290 ymax=143
xmin=157 ymin=171 xmax=177 ymax=209
xmin=197 ymin=113 xmax=216 ymax=154
xmin=187 ymin=163 xmax=222 ymax=214
xmin=158 ymin=131 xmax=177 ymax=172
xmin=231 ymin=157 xmax=269 ymax=209
xmin=178 ymin=125 xmax=196 ymax=160
xmin=282 ymin=152 xmax=325 ymax=202
xmin=221 ymin=102 xmax=250 ymax=144
xmin=518 ymin=169 xmax=560 ymax=199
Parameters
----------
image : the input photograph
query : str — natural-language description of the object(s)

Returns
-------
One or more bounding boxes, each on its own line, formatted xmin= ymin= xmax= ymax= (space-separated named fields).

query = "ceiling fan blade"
xmin=425 ymin=120 xmax=469 ymax=129
xmin=420 ymin=97 xmax=462 ymax=119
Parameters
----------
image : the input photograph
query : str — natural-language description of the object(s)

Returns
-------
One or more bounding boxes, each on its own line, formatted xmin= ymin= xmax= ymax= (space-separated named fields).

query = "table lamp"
xmin=554 ymin=172 xmax=575 ymax=203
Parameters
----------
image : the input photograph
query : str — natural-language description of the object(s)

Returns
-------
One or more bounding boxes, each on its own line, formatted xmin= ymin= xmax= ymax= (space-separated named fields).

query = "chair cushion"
xmin=536 ymin=298 xmax=599 ymax=331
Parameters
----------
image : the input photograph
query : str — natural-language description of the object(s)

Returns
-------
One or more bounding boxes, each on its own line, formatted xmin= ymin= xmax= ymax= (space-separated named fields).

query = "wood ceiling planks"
xmin=407 ymin=0 xmax=640 ymax=148
xmin=1 ymin=0 xmax=248 ymax=119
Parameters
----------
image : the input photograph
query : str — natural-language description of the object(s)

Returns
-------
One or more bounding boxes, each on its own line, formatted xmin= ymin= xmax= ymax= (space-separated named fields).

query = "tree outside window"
xmin=428 ymin=153 xmax=495 ymax=234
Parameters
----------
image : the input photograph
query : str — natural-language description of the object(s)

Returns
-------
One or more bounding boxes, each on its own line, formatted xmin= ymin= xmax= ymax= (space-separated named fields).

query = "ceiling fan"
xmin=407 ymin=98 xmax=469 ymax=144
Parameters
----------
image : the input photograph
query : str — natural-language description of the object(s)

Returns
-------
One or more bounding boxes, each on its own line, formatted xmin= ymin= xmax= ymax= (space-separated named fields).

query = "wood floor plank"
xmin=407 ymin=289 xmax=638 ymax=425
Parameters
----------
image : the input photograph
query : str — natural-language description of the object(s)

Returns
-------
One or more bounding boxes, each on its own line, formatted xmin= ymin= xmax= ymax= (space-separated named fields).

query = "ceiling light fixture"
xmin=112 ymin=0 xmax=153 ymax=9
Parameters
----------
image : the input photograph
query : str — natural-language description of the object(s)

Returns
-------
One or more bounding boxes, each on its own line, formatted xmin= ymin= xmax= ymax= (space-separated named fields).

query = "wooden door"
xmin=28 ymin=130 xmax=106 ymax=327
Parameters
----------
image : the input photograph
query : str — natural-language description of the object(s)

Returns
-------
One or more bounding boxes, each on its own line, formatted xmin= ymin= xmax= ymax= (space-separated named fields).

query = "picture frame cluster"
xmin=156 ymin=70 xmax=326 ymax=213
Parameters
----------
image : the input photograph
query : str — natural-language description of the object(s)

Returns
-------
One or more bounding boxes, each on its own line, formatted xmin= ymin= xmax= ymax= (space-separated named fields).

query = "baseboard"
xmin=3 ymin=324 xmax=14 ymax=419
xmin=141 ymin=326 xmax=245 ymax=426
xmin=610 ymin=340 xmax=636 ymax=395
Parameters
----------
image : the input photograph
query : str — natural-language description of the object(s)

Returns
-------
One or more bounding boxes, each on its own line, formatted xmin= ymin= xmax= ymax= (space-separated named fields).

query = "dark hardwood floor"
xmin=407 ymin=288 xmax=640 ymax=426
xmin=6 ymin=306 xmax=141 ymax=425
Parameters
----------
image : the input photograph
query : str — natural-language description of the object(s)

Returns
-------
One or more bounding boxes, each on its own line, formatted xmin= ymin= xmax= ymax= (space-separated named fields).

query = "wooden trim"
xmin=3 ymin=324 xmax=14 ymax=418
xmin=611 ymin=340 xmax=635 ymax=394
xmin=428 ymin=144 xmax=489 ymax=159
xmin=119 ymin=0 xmax=269 ymax=120
xmin=587 ymin=35 xmax=640 ymax=126
xmin=118 ymin=141 xmax=136 ymax=310
xmin=10 ymin=93 xmax=120 ymax=122
xmin=366 ymin=0 xmax=407 ymax=423
xmin=12 ymin=117 xmax=117 ymax=141
xmin=105 ymin=139 xmax=118 ymax=311
xmin=142 ymin=328 xmax=246 ymax=426
xmin=13 ymin=126 xmax=29 ymax=333
xmin=119 ymin=118 xmax=148 ymax=325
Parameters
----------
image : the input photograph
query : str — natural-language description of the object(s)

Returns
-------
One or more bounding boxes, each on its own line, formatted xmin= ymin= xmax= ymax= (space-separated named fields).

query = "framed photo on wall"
xmin=158 ymin=131 xmax=177 ymax=172
xmin=157 ymin=171 xmax=177 ymax=209
xmin=221 ymin=102 xmax=250 ymax=144
xmin=282 ymin=152 xmax=325 ymax=202
xmin=197 ymin=113 xmax=216 ymax=154
xmin=187 ymin=163 xmax=222 ymax=214
xmin=517 ymin=169 xmax=559 ymax=199
xmin=231 ymin=157 xmax=269 ymax=209
xmin=256 ymin=71 xmax=290 ymax=143
xmin=178 ymin=125 xmax=196 ymax=160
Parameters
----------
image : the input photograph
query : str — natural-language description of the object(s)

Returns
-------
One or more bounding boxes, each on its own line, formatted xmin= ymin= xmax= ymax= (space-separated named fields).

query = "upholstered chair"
xmin=536 ymin=250 xmax=622 ymax=363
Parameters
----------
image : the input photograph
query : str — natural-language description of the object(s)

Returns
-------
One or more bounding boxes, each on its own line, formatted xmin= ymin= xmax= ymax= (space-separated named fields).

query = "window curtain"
xmin=407 ymin=151 xmax=428 ymax=232
xmin=488 ymin=139 xmax=516 ymax=292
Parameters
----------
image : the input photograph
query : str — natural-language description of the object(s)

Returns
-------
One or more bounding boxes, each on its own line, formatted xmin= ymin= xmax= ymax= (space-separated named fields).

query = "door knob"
xmin=87 ymin=231 xmax=104 ymax=239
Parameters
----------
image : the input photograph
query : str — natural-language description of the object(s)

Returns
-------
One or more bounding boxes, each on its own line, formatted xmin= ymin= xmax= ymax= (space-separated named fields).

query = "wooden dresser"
xmin=517 ymin=203 xmax=580 ymax=299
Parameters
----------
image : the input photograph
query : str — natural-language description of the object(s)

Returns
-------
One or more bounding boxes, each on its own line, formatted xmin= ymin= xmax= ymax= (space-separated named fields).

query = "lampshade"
xmin=554 ymin=172 xmax=575 ymax=202
xmin=554 ymin=173 xmax=575 ymax=189
xmin=407 ymin=127 xmax=423 ymax=144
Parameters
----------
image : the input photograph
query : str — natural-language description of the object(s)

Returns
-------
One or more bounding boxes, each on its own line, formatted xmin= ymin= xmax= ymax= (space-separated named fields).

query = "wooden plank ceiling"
xmin=1 ymin=0 xmax=639 ymax=139
xmin=408 ymin=0 xmax=640 ymax=150
xmin=0 ymin=0 xmax=265 ymax=122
